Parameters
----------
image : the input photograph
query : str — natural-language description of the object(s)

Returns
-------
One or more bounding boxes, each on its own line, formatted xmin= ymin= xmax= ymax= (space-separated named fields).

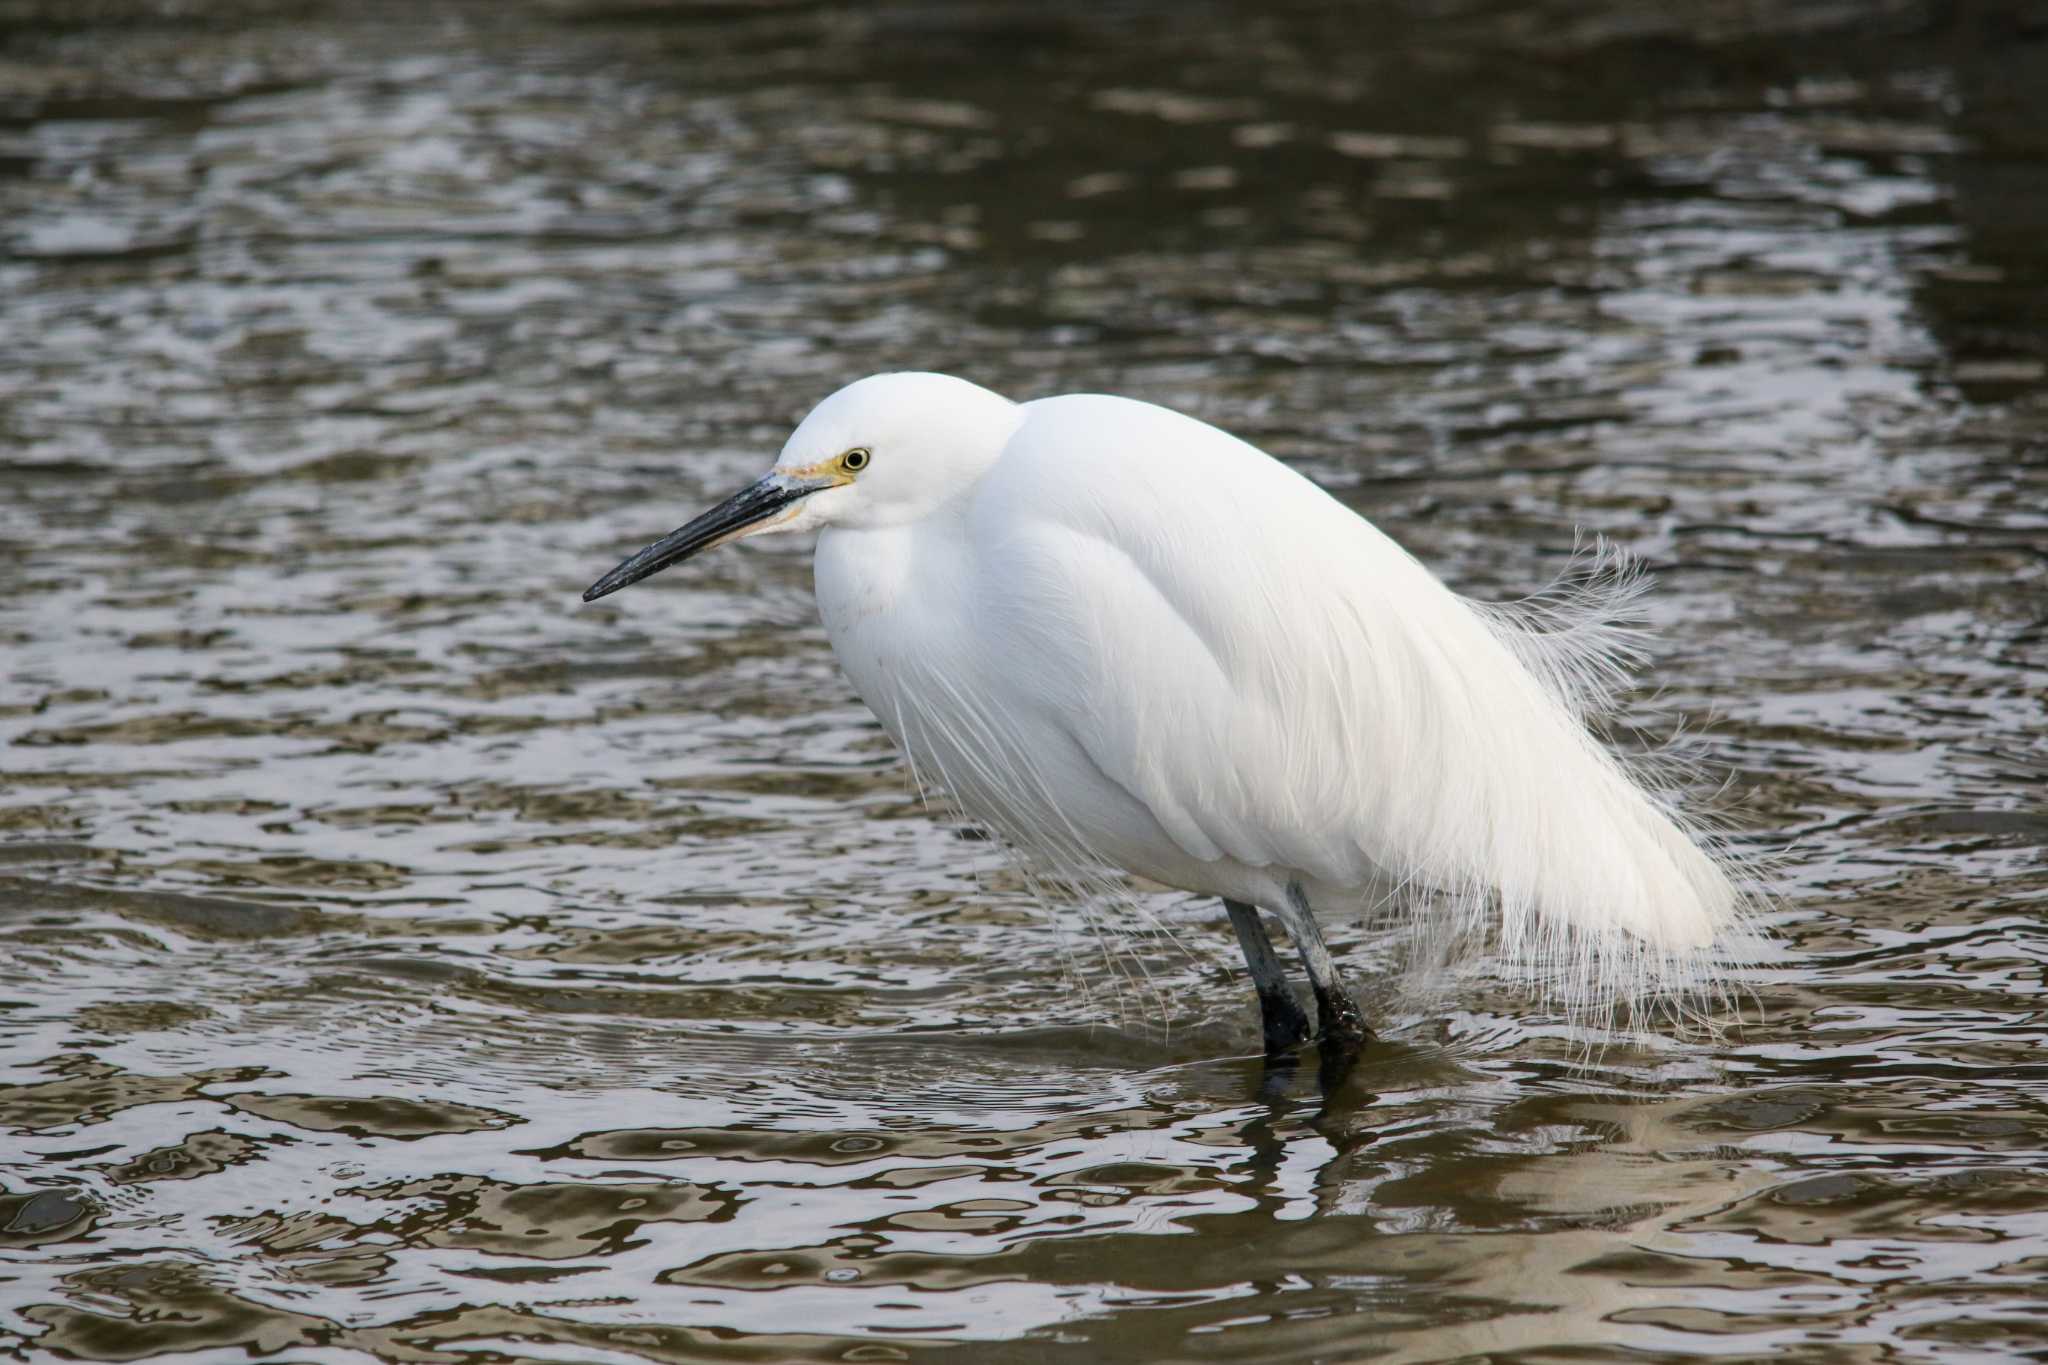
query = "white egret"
xmin=585 ymin=372 xmax=1754 ymax=1054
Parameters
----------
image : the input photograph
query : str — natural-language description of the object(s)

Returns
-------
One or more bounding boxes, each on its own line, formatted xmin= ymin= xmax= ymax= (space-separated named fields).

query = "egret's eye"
xmin=841 ymin=447 xmax=871 ymax=473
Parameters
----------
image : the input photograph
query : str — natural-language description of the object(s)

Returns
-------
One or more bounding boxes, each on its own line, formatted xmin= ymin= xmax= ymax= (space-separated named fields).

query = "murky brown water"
xmin=3 ymin=1 xmax=2045 ymax=1360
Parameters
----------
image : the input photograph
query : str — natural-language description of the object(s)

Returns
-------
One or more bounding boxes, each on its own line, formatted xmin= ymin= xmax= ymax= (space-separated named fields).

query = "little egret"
xmin=585 ymin=372 xmax=1753 ymax=1055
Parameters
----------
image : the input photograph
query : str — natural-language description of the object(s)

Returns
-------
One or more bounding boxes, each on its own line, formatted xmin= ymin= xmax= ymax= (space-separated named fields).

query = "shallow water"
xmin=2 ymin=1 xmax=2046 ymax=1360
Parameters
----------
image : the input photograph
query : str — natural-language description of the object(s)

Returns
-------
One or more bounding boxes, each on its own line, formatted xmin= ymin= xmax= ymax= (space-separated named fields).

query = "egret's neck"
xmin=816 ymin=523 xmax=910 ymax=626
xmin=818 ymin=488 xmax=986 ymax=636
xmin=813 ymin=511 xmax=970 ymax=634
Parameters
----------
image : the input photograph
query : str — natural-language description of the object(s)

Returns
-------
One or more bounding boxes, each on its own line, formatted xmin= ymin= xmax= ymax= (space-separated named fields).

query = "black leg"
xmin=1279 ymin=882 xmax=1373 ymax=1051
xmin=1223 ymin=898 xmax=1311 ymax=1054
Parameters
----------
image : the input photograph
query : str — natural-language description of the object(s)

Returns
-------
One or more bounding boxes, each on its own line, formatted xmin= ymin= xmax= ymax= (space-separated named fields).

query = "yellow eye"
xmin=841 ymin=447 xmax=871 ymax=473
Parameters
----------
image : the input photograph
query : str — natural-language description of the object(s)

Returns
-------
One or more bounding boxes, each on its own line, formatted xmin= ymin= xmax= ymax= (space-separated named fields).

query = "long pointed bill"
xmin=583 ymin=472 xmax=829 ymax=602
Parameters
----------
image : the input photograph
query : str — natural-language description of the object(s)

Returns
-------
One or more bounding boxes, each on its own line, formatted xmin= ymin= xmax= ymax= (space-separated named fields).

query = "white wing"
xmin=967 ymin=394 xmax=1749 ymax=998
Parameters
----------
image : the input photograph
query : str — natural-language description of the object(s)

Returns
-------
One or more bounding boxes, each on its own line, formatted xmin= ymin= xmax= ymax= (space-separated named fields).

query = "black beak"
xmin=583 ymin=474 xmax=824 ymax=602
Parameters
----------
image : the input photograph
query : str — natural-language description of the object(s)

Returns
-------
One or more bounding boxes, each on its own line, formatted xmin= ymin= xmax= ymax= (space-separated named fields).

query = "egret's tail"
xmin=1393 ymin=539 xmax=1764 ymax=1027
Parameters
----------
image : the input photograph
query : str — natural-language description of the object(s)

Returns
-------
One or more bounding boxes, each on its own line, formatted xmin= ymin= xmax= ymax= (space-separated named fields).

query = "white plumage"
xmin=586 ymin=371 xmax=1757 ymax=1048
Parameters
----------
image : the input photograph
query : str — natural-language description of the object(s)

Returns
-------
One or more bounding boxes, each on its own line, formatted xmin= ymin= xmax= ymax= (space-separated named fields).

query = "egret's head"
xmin=583 ymin=371 xmax=1019 ymax=602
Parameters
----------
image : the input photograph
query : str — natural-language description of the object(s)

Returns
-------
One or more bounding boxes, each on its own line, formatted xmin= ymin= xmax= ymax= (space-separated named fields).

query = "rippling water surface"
xmin=3 ymin=2 xmax=2045 ymax=1360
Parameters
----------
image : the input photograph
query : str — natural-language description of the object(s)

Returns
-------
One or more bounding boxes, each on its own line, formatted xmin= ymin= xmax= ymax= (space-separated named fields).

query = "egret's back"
xmin=940 ymin=393 xmax=1754 ymax=1016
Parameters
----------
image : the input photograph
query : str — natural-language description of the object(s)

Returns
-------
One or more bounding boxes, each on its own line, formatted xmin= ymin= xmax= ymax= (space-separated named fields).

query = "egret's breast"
xmin=811 ymin=519 xmax=1249 ymax=901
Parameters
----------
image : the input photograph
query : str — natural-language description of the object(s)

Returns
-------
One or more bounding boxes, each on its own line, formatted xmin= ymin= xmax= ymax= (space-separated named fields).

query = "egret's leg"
xmin=1223 ymin=899 xmax=1311 ymax=1054
xmin=1280 ymin=883 xmax=1373 ymax=1049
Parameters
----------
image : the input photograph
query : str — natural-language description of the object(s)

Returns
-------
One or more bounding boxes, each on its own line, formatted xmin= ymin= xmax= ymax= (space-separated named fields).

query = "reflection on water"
xmin=2 ymin=0 xmax=2045 ymax=1360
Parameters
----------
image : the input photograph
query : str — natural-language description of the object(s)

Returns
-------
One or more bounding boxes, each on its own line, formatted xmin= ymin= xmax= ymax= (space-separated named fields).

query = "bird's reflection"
xmin=1248 ymin=1031 xmax=1368 ymax=1104
xmin=1230 ymin=1035 xmax=1386 ymax=1227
